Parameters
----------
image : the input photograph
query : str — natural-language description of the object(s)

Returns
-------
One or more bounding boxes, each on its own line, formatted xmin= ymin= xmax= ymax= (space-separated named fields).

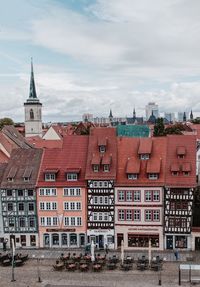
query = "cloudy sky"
xmin=1 ymin=0 xmax=200 ymax=122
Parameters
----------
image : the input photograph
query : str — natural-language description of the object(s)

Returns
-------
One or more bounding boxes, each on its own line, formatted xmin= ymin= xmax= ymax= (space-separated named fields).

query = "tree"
xmin=0 ymin=117 xmax=14 ymax=130
xmin=153 ymin=118 xmax=165 ymax=137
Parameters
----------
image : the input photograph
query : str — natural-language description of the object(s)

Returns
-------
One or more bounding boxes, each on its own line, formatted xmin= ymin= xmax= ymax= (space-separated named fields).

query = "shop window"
xmin=175 ymin=236 xmax=187 ymax=248
xmin=70 ymin=234 xmax=77 ymax=246
xmin=61 ymin=234 xmax=68 ymax=246
xmin=52 ymin=233 xmax=59 ymax=246
xmin=128 ymin=234 xmax=159 ymax=248
xmin=20 ymin=235 xmax=26 ymax=246
xmin=30 ymin=235 xmax=36 ymax=246
xmin=44 ymin=234 xmax=50 ymax=246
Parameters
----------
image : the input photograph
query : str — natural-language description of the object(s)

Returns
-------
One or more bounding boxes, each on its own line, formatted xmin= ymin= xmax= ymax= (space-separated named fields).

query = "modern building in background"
xmin=164 ymin=113 xmax=175 ymax=123
xmin=145 ymin=102 xmax=159 ymax=120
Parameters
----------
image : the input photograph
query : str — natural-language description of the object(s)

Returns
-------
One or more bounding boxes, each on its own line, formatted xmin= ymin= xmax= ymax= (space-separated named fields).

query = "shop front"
xmin=165 ymin=234 xmax=191 ymax=250
xmin=87 ymin=229 xmax=114 ymax=250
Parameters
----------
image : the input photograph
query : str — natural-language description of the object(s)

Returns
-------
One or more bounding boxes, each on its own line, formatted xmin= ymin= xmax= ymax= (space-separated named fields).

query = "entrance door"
xmin=195 ymin=237 xmax=200 ymax=250
xmin=117 ymin=233 xmax=124 ymax=248
xmin=166 ymin=235 xmax=173 ymax=249
xmin=99 ymin=235 xmax=104 ymax=249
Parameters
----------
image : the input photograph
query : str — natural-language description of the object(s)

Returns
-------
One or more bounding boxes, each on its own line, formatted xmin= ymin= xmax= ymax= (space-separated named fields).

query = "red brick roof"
xmin=37 ymin=135 xmax=88 ymax=187
xmin=27 ymin=137 xmax=63 ymax=149
xmin=0 ymin=150 xmax=9 ymax=163
xmin=85 ymin=127 xmax=117 ymax=180
xmin=177 ymin=146 xmax=186 ymax=155
xmin=165 ymin=135 xmax=196 ymax=187
xmin=117 ymin=137 xmax=167 ymax=186
xmin=138 ymin=138 xmax=153 ymax=154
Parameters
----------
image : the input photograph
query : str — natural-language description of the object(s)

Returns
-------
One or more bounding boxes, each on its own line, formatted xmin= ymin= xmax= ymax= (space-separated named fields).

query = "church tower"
xmin=24 ymin=60 xmax=42 ymax=137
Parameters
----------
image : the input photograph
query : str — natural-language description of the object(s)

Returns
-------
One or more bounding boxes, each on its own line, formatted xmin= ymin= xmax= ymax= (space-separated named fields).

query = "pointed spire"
xmin=190 ymin=110 xmax=193 ymax=120
xmin=183 ymin=111 xmax=186 ymax=122
xmin=109 ymin=109 xmax=113 ymax=118
xmin=29 ymin=58 xmax=37 ymax=99
xmin=133 ymin=107 xmax=136 ymax=118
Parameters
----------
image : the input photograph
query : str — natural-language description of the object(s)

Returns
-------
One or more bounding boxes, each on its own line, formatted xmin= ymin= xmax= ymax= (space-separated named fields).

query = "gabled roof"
xmin=117 ymin=137 xmax=167 ymax=186
xmin=2 ymin=125 xmax=33 ymax=149
xmin=85 ymin=127 xmax=117 ymax=180
xmin=38 ymin=135 xmax=88 ymax=187
xmin=165 ymin=135 xmax=196 ymax=187
xmin=1 ymin=148 xmax=43 ymax=189
xmin=138 ymin=138 xmax=152 ymax=154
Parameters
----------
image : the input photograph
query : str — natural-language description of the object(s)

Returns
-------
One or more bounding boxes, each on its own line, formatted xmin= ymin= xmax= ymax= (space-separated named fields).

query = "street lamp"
xmin=32 ymin=254 xmax=44 ymax=283
xmin=11 ymin=237 xmax=16 ymax=282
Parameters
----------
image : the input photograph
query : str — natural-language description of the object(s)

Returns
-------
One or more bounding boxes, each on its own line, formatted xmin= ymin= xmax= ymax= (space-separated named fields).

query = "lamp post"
xmin=11 ymin=237 xmax=16 ymax=282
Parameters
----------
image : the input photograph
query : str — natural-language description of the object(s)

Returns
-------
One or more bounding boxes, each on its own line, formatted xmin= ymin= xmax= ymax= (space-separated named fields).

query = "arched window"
xmin=52 ymin=233 xmax=59 ymax=246
xmin=61 ymin=233 xmax=68 ymax=246
xmin=70 ymin=233 xmax=77 ymax=246
xmin=44 ymin=234 xmax=50 ymax=247
xmin=30 ymin=109 xmax=34 ymax=120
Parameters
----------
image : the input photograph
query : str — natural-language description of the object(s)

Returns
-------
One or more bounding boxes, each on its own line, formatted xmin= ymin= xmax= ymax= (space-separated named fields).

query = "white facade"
xmin=24 ymin=103 xmax=43 ymax=137
xmin=87 ymin=229 xmax=115 ymax=250
xmin=42 ymin=126 xmax=61 ymax=140
xmin=115 ymin=186 xmax=164 ymax=250
xmin=145 ymin=102 xmax=159 ymax=120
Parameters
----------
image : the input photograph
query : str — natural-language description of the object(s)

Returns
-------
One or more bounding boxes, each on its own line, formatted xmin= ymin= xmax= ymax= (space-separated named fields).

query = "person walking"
xmin=174 ymin=249 xmax=179 ymax=260
xmin=105 ymin=244 xmax=109 ymax=254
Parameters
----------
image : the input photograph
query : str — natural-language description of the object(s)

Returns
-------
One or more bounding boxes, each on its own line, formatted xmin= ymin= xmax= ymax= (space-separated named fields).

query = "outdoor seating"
xmin=125 ymin=256 xmax=134 ymax=264
xmin=109 ymin=255 xmax=119 ymax=264
xmin=18 ymin=254 xmax=29 ymax=262
xmin=2 ymin=259 xmax=12 ymax=266
xmin=66 ymin=263 xmax=77 ymax=271
xmin=53 ymin=261 xmax=64 ymax=271
xmin=15 ymin=259 xmax=24 ymax=267
xmin=92 ymin=263 xmax=102 ymax=272
xmin=150 ymin=261 xmax=162 ymax=271
xmin=107 ymin=262 xmax=117 ymax=270
xmin=121 ymin=263 xmax=132 ymax=271
xmin=79 ymin=263 xmax=89 ymax=272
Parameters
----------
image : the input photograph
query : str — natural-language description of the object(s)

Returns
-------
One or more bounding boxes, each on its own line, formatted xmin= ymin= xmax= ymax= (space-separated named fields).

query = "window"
xmin=52 ymin=188 xmax=57 ymax=196
xmin=172 ymin=171 xmax=179 ymax=176
xmin=67 ymin=173 xmax=78 ymax=181
xmin=153 ymin=191 xmax=160 ymax=201
xmin=46 ymin=217 xmax=51 ymax=226
xmin=134 ymin=191 xmax=141 ymax=202
xmin=99 ymin=213 xmax=103 ymax=221
xmin=104 ymin=196 xmax=108 ymax=204
xmin=39 ymin=188 xmax=57 ymax=196
xmin=126 ymin=191 xmax=132 ymax=201
xmin=128 ymin=174 xmax=138 ymax=180
xmin=94 ymin=196 xmax=98 ymax=204
xmin=24 ymin=177 xmax=30 ymax=182
xmin=45 ymin=173 xmax=56 ymax=181
xmin=99 ymin=145 xmax=106 ymax=153
xmin=145 ymin=210 xmax=152 ymax=221
xmin=39 ymin=189 xmax=44 ymax=196
xmin=8 ymin=203 xmax=13 ymax=211
xmin=52 ymin=202 xmax=57 ymax=210
xmin=62 ymin=234 xmax=68 ymax=246
xmin=18 ymin=202 xmax=24 ymax=211
xmin=18 ymin=190 xmax=23 ymax=197
xmin=183 ymin=172 xmax=190 ymax=176
xmin=28 ymin=190 xmax=34 ymax=196
xmin=148 ymin=173 xmax=158 ymax=180
xmin=76 ymin=188 xmax=81 ymax=196
xmin=7 ymin=190 xmax=12 ymax=197
xmin=140 ymin=154 xmax=150 ymax=160
xmin=134 ymin=210 xmax=140 ymax=221
xmin=93 ymin=165 xmax=99 ymax=172
xmin=99 ymin=196 xmax=103 ymax=204
xmin=153 ymin=210 xmax=160 ymax=221
xmin=64 ymin=217 xmax=69 ymax=226
xmin=118 ymin=191 xmax=125 ymax=201
xmin=104 ymin=213 xmax=109 ymax=221
xmin=7 ymin=177 xmax=13 ymax=182
xmin=76 ymin=202 xmax=81 ymax=210
xmin=70 ymin=188 xmax=75 ymax=196
xmin=9 ymin=217 xmax=14 ymax=227
xmin=70 ymin=234 xmax=77 ymax=246
xmin=53 ymin=217 xmax=58 ymax=226
xmin=28 ymin=203 xmax=34 ymax=211
xmin=19 ymin=217 xmax=26 ymax=228
xmin=46 ymin=202 xmax=51 ymax=210
xmin=71 ymin=217 xmax=76 ymax=226
xmin=118 ymin=210 xmax=125 ymax=221
xmin=103 ymin=165 xmax=110 ymax=172
xmin=77 ymin=217 xmax=82 ymax=226
xmin=29 ymin=217 xmax=35 ymax=227
xmin=40 ymin=217 xmax=45 ymax=226
xmin=93 ymin=213 xmax=98 ymax=221
xmin=64 ymin=202 xmax=69 ymax=210
xmin=40 ymin=202 xmax=45 ymax=210
xmin=52 ymin=233 xmax=59 ymax=245
xmin=126 ymin=210 xmax=132 ymax=221
xmin=145 ymin=191 xmax=152 ymax=201
xmin=70 ymin=202 xmax=75 ymax=210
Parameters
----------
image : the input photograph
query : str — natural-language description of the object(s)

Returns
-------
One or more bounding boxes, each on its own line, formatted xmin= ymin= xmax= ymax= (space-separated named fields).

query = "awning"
xmin=177 ymin=146 xmax=186 ymax=156
xmin=146 ymin=159 xmax=161 ymax=173
xmin=170 ymin=163 xmax=180 ymax=172
xmin=126 ymin=158 xmax=140 ymax=174
xmin=182 ymin=163 xmax=191 ymax=172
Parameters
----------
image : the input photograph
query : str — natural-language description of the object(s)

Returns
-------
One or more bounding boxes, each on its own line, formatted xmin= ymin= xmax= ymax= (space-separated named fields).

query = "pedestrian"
xmin=105 ymin=243 xmax=108 ymax=254
xmin=174 ymin=249 xmax=178 ymax=260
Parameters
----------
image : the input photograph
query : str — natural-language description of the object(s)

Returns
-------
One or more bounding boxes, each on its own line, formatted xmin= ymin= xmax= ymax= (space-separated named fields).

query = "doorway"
xmin=166 ymin=235 xmax=173 ymax=249
xmin=99 ymin=235 xmax=104 ymax=249
xmin=195 ymin=237 xmax=200 ymax=250
xmin=117 ymin=233 xmax=124 ymax=248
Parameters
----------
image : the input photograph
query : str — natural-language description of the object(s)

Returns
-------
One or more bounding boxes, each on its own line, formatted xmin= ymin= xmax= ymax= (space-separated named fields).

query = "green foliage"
xmin=0 ymin=117 xmax=14 ymax=130
xmin=153 ymin=118 xmax=165 ymax=137
xmin=191 ymin=118 xmax=200 ymax=124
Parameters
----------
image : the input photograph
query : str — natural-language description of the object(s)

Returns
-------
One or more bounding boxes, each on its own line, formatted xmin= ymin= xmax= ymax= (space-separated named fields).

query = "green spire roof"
xmin=29 ymin=59 xmax=37 ymax=99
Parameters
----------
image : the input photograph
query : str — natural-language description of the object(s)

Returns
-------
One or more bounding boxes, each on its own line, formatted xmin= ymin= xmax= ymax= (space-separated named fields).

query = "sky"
xmin=1 ymin=0 xmax=200 ymax=122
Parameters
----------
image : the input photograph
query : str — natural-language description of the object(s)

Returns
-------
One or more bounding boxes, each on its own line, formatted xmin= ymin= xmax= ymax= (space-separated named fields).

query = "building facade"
xmin=115 ymin=137 xmax=166 ymax=250
xmin=86 ymin=128 xmax=117 ymax=249
xmin=0 ymin=148 xmax=42 ymax=248
xmin=37 ymin=136 xmax=88 ymax=248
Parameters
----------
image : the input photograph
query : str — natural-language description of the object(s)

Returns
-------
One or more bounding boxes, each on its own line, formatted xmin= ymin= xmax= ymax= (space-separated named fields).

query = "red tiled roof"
xmin=117 ymin=137 xmax=166 ymax=186
xmin=102 ymin=154 xmax=112 ymax=165
xmin=165 ymin=135 xmax=196 ymax=187
xmin=85 ymin=127 xmax=117 ymax=180
xmin=98 ymin=137 xmax=107 ymax=146
xmin=27 ymin=137 xmax=63 ymax=149
xmin=0 ymin=150 xmax=9 ymax=163
xmin=91 ymin=153 xmax=101 ymax=165
xmin=126 ymin=157 xmax=140 ymax=174
xmin=138 ymin=138 xmax=152 ymax=154
xmin=177 ymin=146 xmax=186 ymax=155
xmin=37 ymin=135 xmax=88 ymax=187
xmin=44 ymin=168 xmax=59 ymax=173
xmin=146 ymin=159 xmax=161 ymax=173
xmin=65 ymin=168 xmax=81 ymax=173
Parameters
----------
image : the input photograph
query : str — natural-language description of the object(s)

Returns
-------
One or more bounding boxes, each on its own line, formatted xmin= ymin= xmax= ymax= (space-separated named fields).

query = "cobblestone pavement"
xmin=0 ymin=248 xmax=199 ymax=287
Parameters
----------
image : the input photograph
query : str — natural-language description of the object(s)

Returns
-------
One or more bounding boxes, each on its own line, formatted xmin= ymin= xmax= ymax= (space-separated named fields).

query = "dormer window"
xmin=24 ymin=177 xmax=30 ymax=182
xmin=67 ymin=173 xmax=78 ymax=181
xmin=128 ymin=173 xmax=138 ymax=180
xmin=140 ymin=154 xmax=150 ymax=160
xmin=23 ymin=167 xmax=32 ymax=182
xmin=172 ymin=171 xmax=179 ymax=176
xmin=148 ymin=173 xmax=158 ymax=180
xmin=103 ymin=164 xmax=110 ymax=172
xmin=7 ymin=177 xmax=14 ymax=182
xmin=93 ymin=165 xmax=99 ymax=172
xmin=7 ymin=167 xmax=17 ymax=182
xmin=45 ymin=173 xmax=56 ymax=181
xmin=177 ymin=146 xmax=186 ymax=159
xmin=99 ymin=145 xmax=106 ymax=153
xmin=183 ymin=171 xmax=190 ymax=176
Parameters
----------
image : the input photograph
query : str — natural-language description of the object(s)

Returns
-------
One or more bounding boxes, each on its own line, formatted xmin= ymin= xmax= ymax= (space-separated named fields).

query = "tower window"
xmin=30 ymin=109 xmax=34 ymax=119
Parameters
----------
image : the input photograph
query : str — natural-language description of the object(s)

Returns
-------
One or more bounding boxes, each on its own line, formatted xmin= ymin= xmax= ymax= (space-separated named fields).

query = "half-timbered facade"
xmin=0 ymin=148 xmax=42 ymax=248
xmin=115 ymin=137 xmax=166 ymax=250
xmin=164 ymin=135 xmax=196 ymax=250
xmin=37 ymin=136 xmax=88 ymax=248
xmin=85 ymin=128 xmax=117 ymax=249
